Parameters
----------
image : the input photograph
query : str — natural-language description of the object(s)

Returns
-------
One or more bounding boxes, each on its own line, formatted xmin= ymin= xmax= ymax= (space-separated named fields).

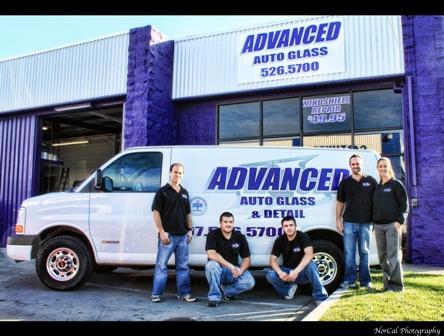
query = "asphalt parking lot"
xmin=0 ymin=249 xmax=317 ymax=321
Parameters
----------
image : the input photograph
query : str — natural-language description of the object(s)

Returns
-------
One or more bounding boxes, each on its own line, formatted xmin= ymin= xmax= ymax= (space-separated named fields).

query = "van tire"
xmin=312 ymin=240 xmax=344 ymax=294
xmin=36 ymin=235 xmax=93 ymax=291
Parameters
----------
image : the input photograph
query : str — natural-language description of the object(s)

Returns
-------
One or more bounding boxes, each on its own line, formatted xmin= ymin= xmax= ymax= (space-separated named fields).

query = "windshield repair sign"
xmin=237 ymin=17 xmax=345 ymax=84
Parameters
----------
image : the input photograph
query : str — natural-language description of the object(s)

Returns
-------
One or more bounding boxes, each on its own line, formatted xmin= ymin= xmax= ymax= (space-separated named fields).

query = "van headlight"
xmin=15 ymin=207 xmax=26 ymax=234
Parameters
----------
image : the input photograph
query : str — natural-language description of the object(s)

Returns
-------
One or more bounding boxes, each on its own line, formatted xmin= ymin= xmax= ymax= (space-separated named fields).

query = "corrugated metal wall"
xmin=173 ymin=15 xmax=405 ymax=99
xmin=0 ymin=33 xmax=129 ymax=114
xmin=0 ymin=115 xmax=38 ymax=245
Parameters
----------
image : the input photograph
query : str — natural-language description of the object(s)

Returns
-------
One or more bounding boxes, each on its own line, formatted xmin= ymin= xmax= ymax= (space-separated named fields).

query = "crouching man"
xmin=205 ymin=211 xmax=255 ymax=307
xmin=266 ymin=216 xmax=328 ymax=305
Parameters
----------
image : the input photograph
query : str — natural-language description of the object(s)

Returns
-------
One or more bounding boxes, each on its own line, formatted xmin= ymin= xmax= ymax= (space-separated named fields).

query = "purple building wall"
xmin=124 ymin=26 xmax=176 ymax=148
xmin=175 ymin=100 xmax=217 ymax=145
xmin=402 ymin=16 xmax=444 ymax=265
xmin=0 ymin=114 xmax=39 ymax=246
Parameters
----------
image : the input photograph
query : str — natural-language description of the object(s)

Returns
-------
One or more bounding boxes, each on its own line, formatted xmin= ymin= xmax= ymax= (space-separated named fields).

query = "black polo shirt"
xmin=336 ymin=174 xmax=377 ymax=223
xmin=271 ymin=231 xmax=312 ymax=269
xmin=151 ymin=183 xmax=191 ymax=236
xmin=373 ymin=178 xmax=408 ymax=224
xmin=205 ymin=228 xmax=250 ymax=267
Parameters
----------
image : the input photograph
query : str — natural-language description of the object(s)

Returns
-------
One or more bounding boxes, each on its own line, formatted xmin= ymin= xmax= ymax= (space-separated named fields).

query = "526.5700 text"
xmin=261 ymin=62 xmax=319 ymax=77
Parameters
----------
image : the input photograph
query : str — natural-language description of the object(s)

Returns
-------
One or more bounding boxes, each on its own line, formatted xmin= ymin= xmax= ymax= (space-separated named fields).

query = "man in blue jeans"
xmin=151 ymin=163 xmax=196 ymax=303
xmin=266 ymin=216 xmax=328 ymax=305
xmin=336 ymin=154 xmax=377 ymax=289
xmin=205 ymin=212 xmax=255 ymax=307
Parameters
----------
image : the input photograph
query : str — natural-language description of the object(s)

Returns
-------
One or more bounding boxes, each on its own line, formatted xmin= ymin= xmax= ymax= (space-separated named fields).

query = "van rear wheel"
xmin=36 ymin=235 xmax=93 ymax=291
xmin=312 ymin=240 xmax=344 ymax=294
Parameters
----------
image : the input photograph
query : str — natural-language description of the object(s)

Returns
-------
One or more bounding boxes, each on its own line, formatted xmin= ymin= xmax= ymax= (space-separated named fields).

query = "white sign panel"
xmin=237 ymin=18 xmax=345 ymax=84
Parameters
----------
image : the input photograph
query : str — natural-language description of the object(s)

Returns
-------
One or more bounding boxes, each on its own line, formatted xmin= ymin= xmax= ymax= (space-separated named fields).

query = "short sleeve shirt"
xmin=151 ymin=183 xmax=190 ymax=235
xmin=336 ymin=175 xmax=377 ymax=223
xmin=205 ymin=228 xmax=250 ymax=266
xmin=271 ymin=231 xmax=312 ymax=269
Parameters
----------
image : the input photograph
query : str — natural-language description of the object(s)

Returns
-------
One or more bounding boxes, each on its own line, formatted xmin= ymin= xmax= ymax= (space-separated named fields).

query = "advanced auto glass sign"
xmin=203 ymin=155 xmax=350 ymax=222
xmin=237 ymin=17 xmax=345 ymax=84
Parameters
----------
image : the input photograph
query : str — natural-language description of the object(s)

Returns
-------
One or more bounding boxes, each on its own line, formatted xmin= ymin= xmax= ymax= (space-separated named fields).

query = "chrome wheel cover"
xmin=313 ymin=252 xmax=337 ymax=286
xmin=46 ymin=247 xmax=79 ymax=282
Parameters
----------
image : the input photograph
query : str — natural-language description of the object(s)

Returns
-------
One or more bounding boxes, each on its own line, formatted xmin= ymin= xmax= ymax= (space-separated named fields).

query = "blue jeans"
xmin=266 ymin=262 xmax=328 ymax=301
xmin=205 ymin=260 xmax=255 ymax=302
xmin=152 ymin=234 xmax=191 ymax=296
xmin=342 ymin=222 xmax=373 ymax=286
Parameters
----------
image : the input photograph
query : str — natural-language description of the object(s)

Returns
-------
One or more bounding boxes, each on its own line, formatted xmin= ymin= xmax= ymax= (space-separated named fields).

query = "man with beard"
xmin=266 ymin=216 xmax=328 ymax=305
xmin=205 ymin=212 xmax=255 ymax=307
xmin=336 ymin=154 xmax=377 ymax=290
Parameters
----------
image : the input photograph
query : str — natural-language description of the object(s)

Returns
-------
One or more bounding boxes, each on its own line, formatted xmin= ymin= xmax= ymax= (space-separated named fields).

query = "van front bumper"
xmin=6 ymin=235 xmax=40 ymax=261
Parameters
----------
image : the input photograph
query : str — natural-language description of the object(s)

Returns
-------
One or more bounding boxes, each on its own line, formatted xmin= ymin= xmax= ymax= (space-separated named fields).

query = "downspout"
xmin=407 ymin=75 xmax=418 ymax=206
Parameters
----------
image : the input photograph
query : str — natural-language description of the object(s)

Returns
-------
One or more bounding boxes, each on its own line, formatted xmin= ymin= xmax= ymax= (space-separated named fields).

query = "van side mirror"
xmin=103 ymin=176 xmax=113 ymax=192
xmin=95 ymin=169 xmax=103 ymax=190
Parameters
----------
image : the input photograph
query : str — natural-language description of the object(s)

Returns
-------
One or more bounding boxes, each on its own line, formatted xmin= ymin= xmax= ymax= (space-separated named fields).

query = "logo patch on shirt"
xmin=362 ymin=182 xmax=371 ymax=187
xmin=181 ymin=194 xmax=188 ymax=199
xmin=293 ymin=246 xmax=301 ymax=253
xmin=384 ymin=188 xmax=392 ymax=192
xmin=232 ymin=243 xmax=240 ymax=249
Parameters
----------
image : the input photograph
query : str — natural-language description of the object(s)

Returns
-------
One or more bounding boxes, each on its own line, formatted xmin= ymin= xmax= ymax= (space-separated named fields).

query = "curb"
xmin=300 ymin=288 xmax=347 ymax=321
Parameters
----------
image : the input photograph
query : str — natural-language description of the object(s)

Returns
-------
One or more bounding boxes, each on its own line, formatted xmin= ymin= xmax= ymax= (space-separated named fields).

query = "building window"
xmin=218 ymin=140 xmax=260 ymax=147
xmin=216 ymin=86 xmax=403 ymax=165
xmin=263 ymin=98 xmax=300 ymax=136
xmin=263 ymin=137 xmax=300 ymax=147
xmin=303 ymin=134 xmax=352 ymax=149
xmin=353 ymin=89 xmax=402 ymax=131
xmin=302 ymin=93 xmax=352 ymax=134
xmin=219 ymin=102 xmax=259 ymax=140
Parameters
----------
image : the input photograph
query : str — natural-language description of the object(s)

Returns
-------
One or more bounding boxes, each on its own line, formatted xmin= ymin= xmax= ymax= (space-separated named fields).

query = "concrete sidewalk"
xmin=402 ymin=263 xmax=444 ymax=275
xmin=301 ymin=262 xmax=444 ymax=321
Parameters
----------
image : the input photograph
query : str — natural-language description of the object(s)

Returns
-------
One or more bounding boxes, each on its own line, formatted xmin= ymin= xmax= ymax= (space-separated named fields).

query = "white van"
xmin=7 ymin=146 xmax=379 ymax=292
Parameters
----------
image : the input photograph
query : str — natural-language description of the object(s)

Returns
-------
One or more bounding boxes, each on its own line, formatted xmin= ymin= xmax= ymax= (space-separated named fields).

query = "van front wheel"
xmin=312 ymin=240 xmax=344 ymax=294
xmin=36 ymin=235 xmax=93 ymax=291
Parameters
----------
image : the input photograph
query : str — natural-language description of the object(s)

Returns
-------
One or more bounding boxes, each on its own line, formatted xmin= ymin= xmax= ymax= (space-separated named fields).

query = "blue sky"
xmin=0 ymin=15 xmax=303 ymax=61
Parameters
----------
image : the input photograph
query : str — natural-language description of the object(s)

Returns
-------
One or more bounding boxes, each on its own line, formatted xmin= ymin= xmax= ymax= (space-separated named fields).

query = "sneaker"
xmin=339 ymin=281 xmax=357 ymax=289
xmin=220 ymin=285 xmax=236 ymax=301
xmin=207 ymin=300 xmax=219 ymax=307
xmin=363 ymin=283 xmax=373 ymax=290
xmin=151 ymin=295 xmax=162 ymax=303
xmin=284 ymin=284 xmax=298 ymax=300
xmin=177 ymin=294 xmax=197 ymax=302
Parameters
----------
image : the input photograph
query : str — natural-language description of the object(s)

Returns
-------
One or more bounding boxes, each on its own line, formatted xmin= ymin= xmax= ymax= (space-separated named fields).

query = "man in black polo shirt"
xmin=266 ymin=216 xmax=328 ymax=305
xmin=205 ymin=212 xmax=255 ymax=307
xmin=336 ymin=154 xmax=377 ymax=290
xmin=150 ymin=163 xmax=196 ymax=303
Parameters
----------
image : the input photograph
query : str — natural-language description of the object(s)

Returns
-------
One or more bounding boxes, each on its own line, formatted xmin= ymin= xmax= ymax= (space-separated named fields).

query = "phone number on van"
xmin=193 ymin=226 xmax=283 ymax=237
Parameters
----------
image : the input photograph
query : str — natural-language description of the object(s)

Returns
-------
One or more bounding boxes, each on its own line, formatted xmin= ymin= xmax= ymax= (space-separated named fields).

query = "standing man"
xmin=336 ymin=154 xmax=377 ymax=289
xmin=151 ymin=163 xmax=196 ymax=303
xmin=266 ymin=216 xmax=328 ymax=305
xmin=205 ymin=212 xmax=255 ymax=307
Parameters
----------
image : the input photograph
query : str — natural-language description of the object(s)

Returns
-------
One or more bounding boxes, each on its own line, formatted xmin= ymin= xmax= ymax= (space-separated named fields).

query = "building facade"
xmin=0 ymin=16 xmax=443 ymax=265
